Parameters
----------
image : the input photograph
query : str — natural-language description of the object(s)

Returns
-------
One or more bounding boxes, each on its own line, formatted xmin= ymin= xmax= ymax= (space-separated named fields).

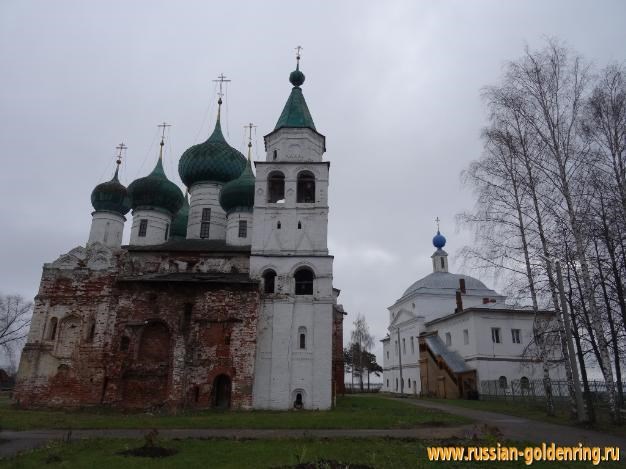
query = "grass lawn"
xmin=1 ymin=437 xmax=618 ymax=469
xmin=0 ymin=395 xmax=469 ymax=431
xmin=425 ymin=398 xmax=626 ymax=438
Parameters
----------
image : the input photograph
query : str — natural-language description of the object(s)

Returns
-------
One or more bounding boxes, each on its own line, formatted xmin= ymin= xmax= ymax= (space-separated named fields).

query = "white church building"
xmin=382 ymin=230 xmax=566 ymax=398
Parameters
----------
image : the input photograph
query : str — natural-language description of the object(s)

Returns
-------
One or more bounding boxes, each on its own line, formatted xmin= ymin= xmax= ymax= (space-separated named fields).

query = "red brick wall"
xmin=332 ymin=307 xmax=345 ymax=395
xmin=15 ymin=250 xmax=260 ymax=411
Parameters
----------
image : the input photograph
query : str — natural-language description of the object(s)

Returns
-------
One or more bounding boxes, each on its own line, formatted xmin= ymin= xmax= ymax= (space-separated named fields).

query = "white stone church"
xmin=382 ymin=230 xmax=566 ymax=398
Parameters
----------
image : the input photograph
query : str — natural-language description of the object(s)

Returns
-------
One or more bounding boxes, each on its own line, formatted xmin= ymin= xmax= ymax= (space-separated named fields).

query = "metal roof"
xmin=424 ymin=334 xmax=473 ymax=373
xmin=400 ymin=271 xmax=500 ymax=300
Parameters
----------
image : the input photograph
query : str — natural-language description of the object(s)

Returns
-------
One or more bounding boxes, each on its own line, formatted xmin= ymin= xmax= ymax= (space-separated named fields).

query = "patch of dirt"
xmin=276 ymin=460 xmax=374 ymax=469
xmin=118 ymin=446 xmax=178 ymax=458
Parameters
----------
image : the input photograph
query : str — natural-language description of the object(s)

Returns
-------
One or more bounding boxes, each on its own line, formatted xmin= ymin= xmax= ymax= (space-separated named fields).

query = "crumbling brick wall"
xmin=15 ymin=243 xmax=260 ymax=411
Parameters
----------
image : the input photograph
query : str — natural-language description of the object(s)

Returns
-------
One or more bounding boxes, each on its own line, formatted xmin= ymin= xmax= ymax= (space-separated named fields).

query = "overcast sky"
xmin=1 ymin=0 xmax=625 ymax=368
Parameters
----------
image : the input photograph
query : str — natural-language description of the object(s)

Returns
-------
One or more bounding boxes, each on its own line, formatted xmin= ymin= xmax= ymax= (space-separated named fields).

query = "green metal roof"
xmin=219 ymin=157 xmax=255 ymax=214
xmin=178 ymin=117 xmax=246 ymax=186
xmin=128 ymin=157 xmax=184 ymax=216
xmin=170 ymin=192 xmax=189 ymax=238
xmin=90 ymin=166 xmax=131 ymax=215
xmin=274 ymin=86 xmax=316 ymax=131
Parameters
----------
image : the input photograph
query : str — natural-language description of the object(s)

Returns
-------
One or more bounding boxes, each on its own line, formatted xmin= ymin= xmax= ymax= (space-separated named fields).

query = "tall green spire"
xmin=274 ymin=54 xmax=316 ymax=131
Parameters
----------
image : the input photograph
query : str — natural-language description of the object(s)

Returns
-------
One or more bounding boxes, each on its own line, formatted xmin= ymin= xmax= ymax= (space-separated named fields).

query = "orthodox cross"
xmin=245 ymin=122 xmax=256 ymax=147
xmin=245 ymin=122 xmax=256 ymax=159
xmin=213 ymin=73 xmax=231 ymax=101
xmin=295 ymin=45 xmax=303 ymax=64
xmin=158 ymin=121 xmax=171 ymax=146
xmin=435 ymin=216 xmax=441 ymax=231
xmin=115 ymin=142 xmax=127 ymax=166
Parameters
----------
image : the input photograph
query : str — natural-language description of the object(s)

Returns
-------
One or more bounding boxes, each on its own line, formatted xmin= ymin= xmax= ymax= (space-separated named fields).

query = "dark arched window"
xmin=48 ymin=317 xmax=58 ymax=341
xmin=267 ymin=171 xmax=285 ymax=203
xmin=294 ymin=392 xmax=303 ymax=409
xmin=120 ymin=336 xmax=130 ymax=351
xmin=498 ymin=376 xmax=508 ymax=389
xmin=297 ymin=171 xmax=315 ymax=203
xmin=520 ymin=376 xmax=530 ymax=390
xmin=263 ymin=269 xmax=277 ymax=294
xmin=298 ymin=326 xmax=307 ymax=349
xmin=294 ymin=267 xmax=314 ymax=295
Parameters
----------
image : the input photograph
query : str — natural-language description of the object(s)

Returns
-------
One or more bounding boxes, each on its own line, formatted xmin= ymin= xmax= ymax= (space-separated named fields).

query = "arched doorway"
xmin=213 ymin=374 xmax=231 ymax=409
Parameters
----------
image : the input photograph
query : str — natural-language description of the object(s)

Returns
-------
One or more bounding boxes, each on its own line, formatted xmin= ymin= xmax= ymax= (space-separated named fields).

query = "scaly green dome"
xmin=219 ymin=157 xmax=255 ymax=214
xmin=90 ymin=166 xmax=131 ymax=215
xmin=170 ymin=192 xmax=189 ymax=238
xmin=178 ymin=117 xmax=246 ymax=187
xmin=128 ymin=157 xmax=184 ymax=216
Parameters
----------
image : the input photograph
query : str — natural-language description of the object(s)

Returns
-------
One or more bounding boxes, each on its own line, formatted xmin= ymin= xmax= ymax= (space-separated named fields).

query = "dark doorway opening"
xmin=213 ymin=374 xmax=231 ymax=409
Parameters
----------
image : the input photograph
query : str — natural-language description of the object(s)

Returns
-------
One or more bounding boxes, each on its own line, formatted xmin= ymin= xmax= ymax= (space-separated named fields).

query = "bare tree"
xmin=0 ymin=294 xmax=32 ymax=369
xmin=461 ymin=39 xmax=626 ymax=424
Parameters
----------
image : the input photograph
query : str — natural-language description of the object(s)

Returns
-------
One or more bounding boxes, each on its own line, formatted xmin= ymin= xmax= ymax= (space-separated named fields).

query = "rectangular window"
xmin=511 ymin=329 xmax=521 ymax=344
xmin=164 ymin=223 xmax=169 ymax=240
xmin=386 ymin=350 xmax=389 ymax=360
xmin=445 ymin=332 xmax=451 ymax=346
xmin=395 ymin=340 xmax=398 ymax=356
xmin=410 ymin=336 xmax=414 ymax=354
xmin=200 ymin=208 xmax=211 ymax=238
xmin=138 ymin=219 xmax=148 ymax=237
xmin=491 ymin=327 xmax=501 ymax=344
xmin=238 ymin=219 xmax=247 ymax=238
xmin=402 ymin=338 xmax=406 ymax=354
xmin=463 ymin=329 xmax=469 ymax=345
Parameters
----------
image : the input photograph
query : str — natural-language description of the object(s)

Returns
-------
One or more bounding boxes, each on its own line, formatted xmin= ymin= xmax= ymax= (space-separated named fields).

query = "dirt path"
xmin=394 ymin=397 xmax=626 ymax=447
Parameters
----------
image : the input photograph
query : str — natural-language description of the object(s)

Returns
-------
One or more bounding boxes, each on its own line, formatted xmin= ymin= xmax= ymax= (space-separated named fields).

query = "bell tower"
xmin=251 ymin=50 xmax=334 ymax=410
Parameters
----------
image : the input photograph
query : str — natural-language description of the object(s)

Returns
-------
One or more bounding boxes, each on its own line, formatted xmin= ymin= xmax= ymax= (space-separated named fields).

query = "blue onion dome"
xmin=128 ymin=157 xmax=184 ymax=216
xmin=433 ymin=230 xmax=446 ymax=249
xmin=170 ymin=192 xmax=189 ymax=238
xmin=219 ymin=157 xmax=255 ymax=214
xmin=178 ymin=115 xmax=246 ymax=187
xmin=90 ymin=166 xmax=131 ymax=215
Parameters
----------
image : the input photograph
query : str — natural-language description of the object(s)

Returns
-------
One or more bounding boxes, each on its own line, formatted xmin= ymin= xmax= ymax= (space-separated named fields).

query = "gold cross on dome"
xmin=295 ymin=45 xmax=303 ymax=65
xmin=115 ymin=142 xmax=127 ymax=165
xmin=213 ymin=73 xmax=231 ymax=99
xmin=157 ymin=122 xmax=171 ymax=146
xmin=245 ymin=122 xmax=257 ymax=145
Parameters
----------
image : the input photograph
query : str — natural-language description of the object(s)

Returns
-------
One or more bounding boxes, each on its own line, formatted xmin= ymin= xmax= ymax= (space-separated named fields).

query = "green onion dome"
xmin=170 ymin=192 xmax=189 ymax=238
xmin=178 ymin=117 xmax=246 ymax=187
xmin=90 ymin=166 xmax=131 ymax=216
xmin=219 ymin=157 xmax=255 ymax=214
xmin=128 ymin=157 xmax=184 ymax=216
